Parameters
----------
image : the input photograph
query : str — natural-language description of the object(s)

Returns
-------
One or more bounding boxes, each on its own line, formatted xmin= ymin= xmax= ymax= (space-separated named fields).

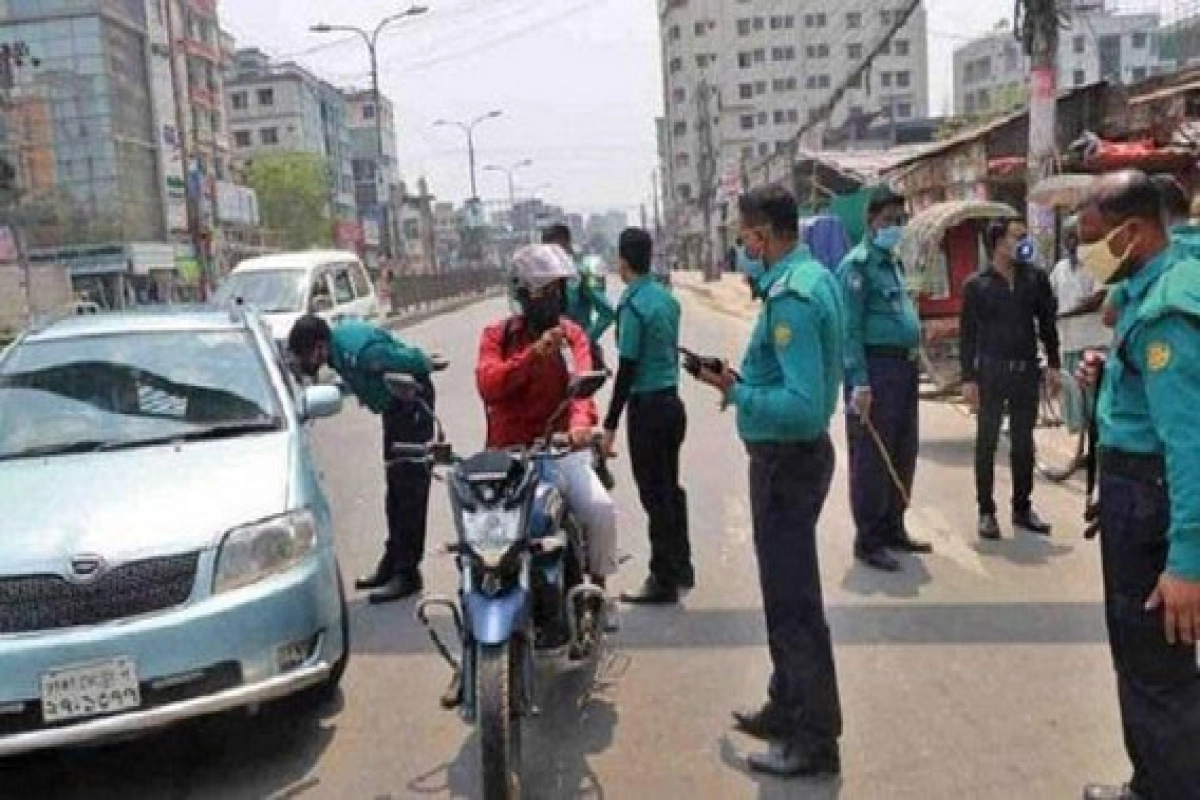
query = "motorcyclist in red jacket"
xmin=476 ymin=244 xmax=619 ymax=590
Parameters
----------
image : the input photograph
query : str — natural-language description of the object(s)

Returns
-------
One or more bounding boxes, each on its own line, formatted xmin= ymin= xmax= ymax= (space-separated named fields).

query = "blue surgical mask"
xmin=736 ymin=246 xmax=765 ymax=281
xmin=873 ymin=225 xmax=903 ymax=253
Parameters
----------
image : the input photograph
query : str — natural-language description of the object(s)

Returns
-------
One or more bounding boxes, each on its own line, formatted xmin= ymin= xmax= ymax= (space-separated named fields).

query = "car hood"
xmin=0 ymin=433 xmax=293 ymax=574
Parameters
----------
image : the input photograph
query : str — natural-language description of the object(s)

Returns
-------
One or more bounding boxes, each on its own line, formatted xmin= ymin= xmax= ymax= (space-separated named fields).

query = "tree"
xmin=243 ymin=152 xmax=333 ymax=250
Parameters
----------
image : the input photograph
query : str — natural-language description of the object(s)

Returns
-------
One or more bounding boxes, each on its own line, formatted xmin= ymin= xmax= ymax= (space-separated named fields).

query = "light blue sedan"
xmin=0 ymin=308 xmax=348 ymax=757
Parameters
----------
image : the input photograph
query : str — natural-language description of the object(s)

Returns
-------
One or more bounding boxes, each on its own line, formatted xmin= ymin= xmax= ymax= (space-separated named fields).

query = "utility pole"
xmin=696 ymin=77 xmax=717 ymax=281
xmin=0 ymin=40 xmax=37 ymax=325
xmin=1018 ymin=0 xmax=1064 ymax=269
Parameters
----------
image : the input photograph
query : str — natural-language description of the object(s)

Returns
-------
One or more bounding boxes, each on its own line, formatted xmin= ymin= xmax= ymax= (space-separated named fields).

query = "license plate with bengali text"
xmin=41 ymin=657 xmax=141 ymax=724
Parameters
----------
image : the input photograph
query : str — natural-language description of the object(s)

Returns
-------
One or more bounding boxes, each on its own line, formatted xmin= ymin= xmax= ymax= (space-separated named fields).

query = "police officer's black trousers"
xmin=747 ymin=436 xmax=842 ymax=750
xmin=381 ymin=377 xmax=436 ymax=578
xmin=975 ymin=364 xmax=1039 ymax=516
xmin=1099 ymin=469 xmax=1200 ymax=799
xmin=846 ymin=354 xmax=920 ymax=553
xmin=628 ymin=389 xmax=693 ymax=588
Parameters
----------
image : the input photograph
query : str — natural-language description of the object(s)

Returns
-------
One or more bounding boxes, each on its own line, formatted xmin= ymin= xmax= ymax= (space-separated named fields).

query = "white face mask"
xmin=1077 ymin=225 xmax=1135 ymax=286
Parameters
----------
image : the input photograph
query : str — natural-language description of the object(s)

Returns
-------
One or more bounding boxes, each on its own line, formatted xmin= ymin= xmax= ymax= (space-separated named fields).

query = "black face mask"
xmin=523 ymin=286 xmax=564 ymax=333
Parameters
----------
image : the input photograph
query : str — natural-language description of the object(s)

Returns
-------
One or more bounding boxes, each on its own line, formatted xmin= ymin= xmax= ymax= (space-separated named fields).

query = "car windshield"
xmin=212 ymin=270 xmax=307 ymax=313
xmin=0 ymin=329 xmax=283 ymax=460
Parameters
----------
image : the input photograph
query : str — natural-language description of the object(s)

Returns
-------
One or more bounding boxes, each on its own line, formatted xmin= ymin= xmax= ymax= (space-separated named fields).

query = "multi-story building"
xmin=224 ymin=49 xmax=357 ymax=234
xmin=658 ymin=0 xmax=929 ymax=262
xmin=953 ymin=1 xmax=1164 ymax=117
xmin=345 ymin=89 xmax=400 ymax=268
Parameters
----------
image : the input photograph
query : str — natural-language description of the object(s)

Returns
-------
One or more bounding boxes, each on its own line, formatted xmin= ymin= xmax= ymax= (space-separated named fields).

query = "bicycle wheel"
xmin=1034 ymin=371 xmax=1086 ymax=482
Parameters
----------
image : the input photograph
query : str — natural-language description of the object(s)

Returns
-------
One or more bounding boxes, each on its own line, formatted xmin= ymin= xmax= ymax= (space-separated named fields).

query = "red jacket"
xmin=476 ymin=316 xmax=597 ymax=449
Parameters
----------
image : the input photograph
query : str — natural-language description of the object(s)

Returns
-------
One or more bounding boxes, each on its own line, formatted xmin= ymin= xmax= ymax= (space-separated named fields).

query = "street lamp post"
xmin=310 ymin=5 xmax=428 ymax=261
xmin=433 ymin=110 xmax=503 ymax=200
xmin=482 ymin=157 xmax=532 ymax=217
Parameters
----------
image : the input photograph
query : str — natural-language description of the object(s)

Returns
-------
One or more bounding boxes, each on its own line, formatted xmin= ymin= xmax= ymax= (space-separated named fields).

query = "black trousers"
xmin=628 ymin=389 xmax=692 ymax=588
xmin=381 ymin=376 xmax=436 ymax=577
xmin=1100 ymin=470 xmax=1200 ymax=799
xmin=975 ymin=364 xmax=1040 ymax=516
xmin=747 ymin=436 xmax=842 ymax=750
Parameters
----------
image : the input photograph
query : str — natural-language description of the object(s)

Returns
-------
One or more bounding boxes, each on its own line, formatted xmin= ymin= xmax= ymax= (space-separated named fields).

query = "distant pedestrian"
xmin=697 ymin=186 xmax=844 ymax=779
xmin=836 ymin=187 xmax=931 ymax=573
xmin=959 ymin=218 xmax=1061 ymax=540
xmin=603 ymin=227 xmax=692 ymax=604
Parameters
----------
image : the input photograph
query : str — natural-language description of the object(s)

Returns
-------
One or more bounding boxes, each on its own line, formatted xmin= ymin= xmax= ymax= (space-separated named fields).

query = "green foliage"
xmin=243 ymin=152 xmax=333 ymax=250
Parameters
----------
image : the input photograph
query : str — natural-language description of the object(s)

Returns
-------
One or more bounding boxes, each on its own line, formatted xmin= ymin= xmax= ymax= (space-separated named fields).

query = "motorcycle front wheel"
xmin=478 ymin=641 xmax=523 ymax=800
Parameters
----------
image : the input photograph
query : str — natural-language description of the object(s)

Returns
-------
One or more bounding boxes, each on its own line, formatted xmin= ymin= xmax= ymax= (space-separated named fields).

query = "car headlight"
xmin=462 ymin=509 xmax=523 ymax=563
xmin=213 ymin=510 xmax=317 ymax=594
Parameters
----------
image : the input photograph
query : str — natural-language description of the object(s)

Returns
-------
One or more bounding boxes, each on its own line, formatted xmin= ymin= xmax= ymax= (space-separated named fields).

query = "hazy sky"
xmin=221 ymin=0 xmax=1176 ymax=215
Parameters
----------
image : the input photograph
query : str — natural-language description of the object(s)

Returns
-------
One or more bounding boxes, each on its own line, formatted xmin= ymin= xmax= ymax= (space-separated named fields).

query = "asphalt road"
xmin=2 ymin=287 xmax=1129 ymax=799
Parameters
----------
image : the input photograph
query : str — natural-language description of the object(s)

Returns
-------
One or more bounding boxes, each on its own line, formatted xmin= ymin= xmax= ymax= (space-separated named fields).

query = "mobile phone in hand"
xmin=679 ymin=347 xmax=734 ymax=379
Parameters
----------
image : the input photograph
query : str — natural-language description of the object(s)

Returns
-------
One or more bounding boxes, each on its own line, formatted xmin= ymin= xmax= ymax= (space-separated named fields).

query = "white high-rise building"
xmin=658 ymin=0 xmax=929 ymax=250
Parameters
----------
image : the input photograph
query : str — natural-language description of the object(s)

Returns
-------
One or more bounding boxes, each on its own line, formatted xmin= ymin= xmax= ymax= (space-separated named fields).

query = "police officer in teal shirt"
xmin=602 ymin=227 xmax=692 ymax=604
xmin=288 ymin=315 xmax=438 ymax=604
xmin=542 ymin=224 xmax=617 ymax=367
xmin=1076 ymin=171 xmax=1200 ymax=800
xmin=698 ymin=187 xmax=844 ymax=779
xmin=835 ymin=187 xmax=930 ymax=572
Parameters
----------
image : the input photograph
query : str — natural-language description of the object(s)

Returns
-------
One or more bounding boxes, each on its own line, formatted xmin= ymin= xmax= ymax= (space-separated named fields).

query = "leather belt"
xmin=1099 ymin=447 xmax=1166 ymax=484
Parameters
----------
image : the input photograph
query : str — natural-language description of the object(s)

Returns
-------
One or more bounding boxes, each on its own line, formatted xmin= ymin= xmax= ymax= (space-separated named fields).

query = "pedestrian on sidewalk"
xmin=959 ymin=218 xmax=1062 ymax=541
xmin=602 ymin=227 xmax=692 ymax=605
xmin=287 ymin=315 xmax=440 ymax=603
xmin=697 ymin=186 xmax=844 ymax=780
xmin=1076 ymin=170 xmax=1200 ymax=800
xmin=836 ymin=186 xmax=931 ymax=573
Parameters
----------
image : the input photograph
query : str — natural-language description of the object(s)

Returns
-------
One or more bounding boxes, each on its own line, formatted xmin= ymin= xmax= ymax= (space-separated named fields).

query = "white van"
xmin=214 ymin=250 xmax=381 ymax=344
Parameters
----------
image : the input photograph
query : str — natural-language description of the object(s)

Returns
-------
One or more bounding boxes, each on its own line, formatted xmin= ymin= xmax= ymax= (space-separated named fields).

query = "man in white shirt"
xmin=1050 ymin=225 xmax=1110 ymax=372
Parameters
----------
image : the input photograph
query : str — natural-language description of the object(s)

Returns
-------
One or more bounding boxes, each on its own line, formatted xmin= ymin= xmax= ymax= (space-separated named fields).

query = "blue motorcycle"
xmin=385 ymin=370 xmax=610 ymax=800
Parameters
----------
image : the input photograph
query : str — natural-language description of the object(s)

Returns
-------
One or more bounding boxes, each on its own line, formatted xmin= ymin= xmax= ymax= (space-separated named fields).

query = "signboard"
xmin=127 ymin=243 xmax=176 ymax=275
xmin=216 ymin=181 xmax=260 ymax=227
xmin=362 ymin=216 xmax=381 ymax=247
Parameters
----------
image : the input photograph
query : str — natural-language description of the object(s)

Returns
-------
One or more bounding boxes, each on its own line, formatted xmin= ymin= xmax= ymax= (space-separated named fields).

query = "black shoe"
xmin=368 ymin=572 xmax=422 ymax=604
xmin=978 ymin=513 xmax=1002 ymax=540
xmin=890 ymin=533 xmax=933 ymax=554
xmin=620 ymin=576 xmax=679 ymax=605
xmin=1013 ymin=509 xmax=1053 ymax=536
xmin=355 ymin=557 xmax=393 ymax=591
xmin=746 ymin=741 xmax=840 ymax=779
xmin=732 ymin=702 xmax=793 ymax=742
xmin=1082 ymin=784 xmax=1142 ymax=800
xmin=855 ymin=547 xmax=901 ymax=572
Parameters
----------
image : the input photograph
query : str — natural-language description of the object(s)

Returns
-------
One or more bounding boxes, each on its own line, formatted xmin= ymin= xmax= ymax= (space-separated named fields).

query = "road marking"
xmin=909 ymin=505 xmax=990 ymax=578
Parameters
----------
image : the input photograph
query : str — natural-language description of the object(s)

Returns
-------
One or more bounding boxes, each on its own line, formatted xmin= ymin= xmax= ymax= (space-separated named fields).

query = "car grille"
xmin=0 ymin=553 xmax=199 ymax=634
xmin=0 ymin=661 xmax=243 ymax=736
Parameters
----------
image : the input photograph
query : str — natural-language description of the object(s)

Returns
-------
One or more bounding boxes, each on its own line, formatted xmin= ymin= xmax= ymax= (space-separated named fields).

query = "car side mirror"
xmin=567 ymin=370 xmax=607 ymax=400
xmin=301 ymin=384 xmax=342 ymax=421
xmin=384 ymin=372 xmax=421 ymax=402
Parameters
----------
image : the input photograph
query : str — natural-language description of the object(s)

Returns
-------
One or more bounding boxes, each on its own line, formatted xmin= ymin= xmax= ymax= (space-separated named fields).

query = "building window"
xmin=257 ymin=88 xmax=274 ymax=106
xmin=260 ymin=127 xmax=279 ymax=145
xmin=669 ymin=25 xmax=680 ymax=41
xmin=1074 ymin=35 xmax=1086 ymax=54
xmin=1132 ymin=66 xmax=1147 ymax=81
xmin=758 ymin=142 xmax=770 ymax=156
xmin=819 ymin=75 xmax=831 ymax=89
xmin=774 ymin=110 xmax=786 ymax=125
xmin=848 ymin=43 xmax=864 ymax=60
xmin=738 ymin=52 xmax=752 ymax=68
xmin=363 ymin=103 xmax=376 ymax=120
xmin=737 ymin=18 xmax=752 ymax=35
xmin=880 ymin=72 xmax=892 ymax=88
xmin=894 ymin=39 xmax=910 ymax=57
xmin=804 ymin=13 xmax=814 ymax=27
xmin=740 ymin=114 xmax=754 ymax=130
xmin=673 ymin=87 xmax=686 ymax=103
xmin=694 ymin=22 xmax=706 ymax=36
xmin=740 ymin=83 xmax=754 ymax=100
xmin=233 ymin=130 xmax=251 ymax=147
xmin=787 ymin=109 xmax=799 ymax=123
xmin=881 ymin=9 xmax=892 ymax=25
xmin=673 ymin=121 xmax=687 ymax=136
xmin=817 ymin=12 xmax=827 ymax=27
xmin=879 ymin=41 xmax=892 ymax=55
xmin=847 ymin=11 xmax=862 ymax=29
xmin=670 ymin=57 xmax=682 ymax=73
xmin=754 ymin=16 xmax=764 ymax=30
xmin=675 ymin=152 xmax=690 ymax=167
xmin=896 ymin=70 xmax=911 ymax=88
xmin=230 ymin=91 xmax=247 ymax=111
xmin=1132 ymin=31 xmax=1148 ymax=49
xmin=696 ymin=54 xmax=708 ymax=68
xmin=1074 ymin=68 xmax=1086 ymax=85
xmin=896 ymin=102 xmax=912 ymax=119
xmin=848 ymin=73 xmax=863 ymax=88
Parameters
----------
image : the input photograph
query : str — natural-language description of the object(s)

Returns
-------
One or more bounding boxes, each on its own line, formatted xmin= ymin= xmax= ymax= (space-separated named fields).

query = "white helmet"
xmin=510 ymin=244 xmax=577 ymax=293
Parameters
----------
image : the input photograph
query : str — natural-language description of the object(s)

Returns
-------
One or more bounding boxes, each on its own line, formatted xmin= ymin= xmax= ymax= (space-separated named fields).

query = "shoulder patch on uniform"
xmin=1146 ymin=341 xmax=1172 ymax=372
xmin=773 ymin=323 xmax=793 ymax=348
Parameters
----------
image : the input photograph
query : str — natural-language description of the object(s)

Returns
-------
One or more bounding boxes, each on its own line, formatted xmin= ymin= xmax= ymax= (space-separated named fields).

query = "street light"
xmin=310 ymin=5 xmax=428 ymax=260
xmin=433 ymin=110 xmax=503 ymax=200
xmin=482 ymin=158 xmax=533 ymax=213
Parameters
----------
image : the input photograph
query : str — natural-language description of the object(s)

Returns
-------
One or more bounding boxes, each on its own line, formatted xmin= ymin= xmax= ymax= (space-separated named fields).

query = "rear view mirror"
xmin=567 ymin=371 xmax=607 ymax=400
xmin=301 ymin=384 xmax=342 ymax=421
xmin=384 ymin=373 xmax=421 ymax=402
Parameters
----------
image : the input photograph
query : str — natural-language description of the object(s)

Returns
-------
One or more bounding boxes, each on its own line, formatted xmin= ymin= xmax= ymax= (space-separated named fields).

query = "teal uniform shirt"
xmin=1168 ymin=223 xmax=1200 ymax=260
xmin=836 ymin=239 xmax=922 ymax=388
xmin=1099 ymin=247 xmax=1200 ymax=579
xmin=616 ymin=275 xmax=681 ymax=393
xmin=328 ymin=320 xmax=431 ymax=414
xmin=565 ymin=273 xmax=617 ymax=343
xmin=730 ymin=245 xmax=846 ymax=443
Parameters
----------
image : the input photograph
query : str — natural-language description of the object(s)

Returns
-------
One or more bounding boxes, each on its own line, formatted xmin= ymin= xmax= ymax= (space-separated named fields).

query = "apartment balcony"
xmin=180 ymin=36 xmax=220 ymax=64
xmin=188 ymin=83 xmax=220 ymax=110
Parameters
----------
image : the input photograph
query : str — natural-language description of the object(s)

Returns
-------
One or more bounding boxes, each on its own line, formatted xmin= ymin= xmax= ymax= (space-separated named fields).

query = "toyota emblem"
xmin=67 ymin=554 xmax=107 ymax=583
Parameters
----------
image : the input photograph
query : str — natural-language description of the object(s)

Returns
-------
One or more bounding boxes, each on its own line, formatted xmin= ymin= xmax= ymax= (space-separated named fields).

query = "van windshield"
xmin=213 ymin=270 xmax=307 ymax=313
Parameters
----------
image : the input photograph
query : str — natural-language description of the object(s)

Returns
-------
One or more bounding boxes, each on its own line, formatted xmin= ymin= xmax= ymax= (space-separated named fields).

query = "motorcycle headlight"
xmin=213 ymin=510 xmax=317 ymax=594
xmin=462 ymin=508 xmax=523 ymax=564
